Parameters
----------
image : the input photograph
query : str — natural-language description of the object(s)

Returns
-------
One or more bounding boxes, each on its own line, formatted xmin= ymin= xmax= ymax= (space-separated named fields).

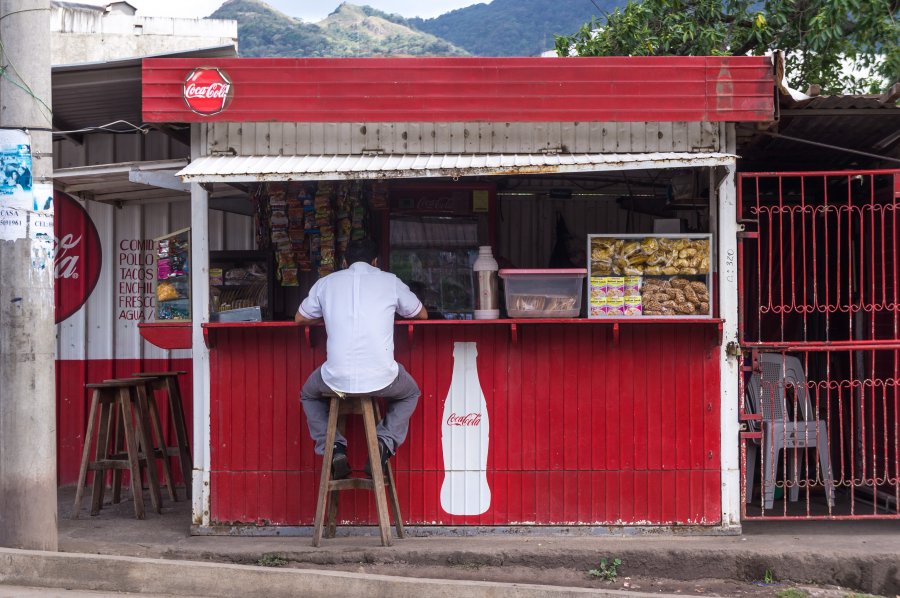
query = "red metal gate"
xmin=738 ymin=170 xmax=900 ymax=519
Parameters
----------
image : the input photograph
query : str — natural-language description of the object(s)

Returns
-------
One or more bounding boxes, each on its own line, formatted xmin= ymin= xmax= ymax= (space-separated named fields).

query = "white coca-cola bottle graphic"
xmin=440 ymin=342 xmax=491 ymax=516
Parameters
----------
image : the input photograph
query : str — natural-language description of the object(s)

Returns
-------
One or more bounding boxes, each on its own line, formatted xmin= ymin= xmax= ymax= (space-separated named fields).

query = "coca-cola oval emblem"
xmin=183 ymin=67 xmax=233 ymax=116
xmin=54 ymin=191 xmax=102 ymax=323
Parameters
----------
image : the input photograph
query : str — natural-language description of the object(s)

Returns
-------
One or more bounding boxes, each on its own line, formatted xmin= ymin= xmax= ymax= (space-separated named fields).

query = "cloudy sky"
xmin=93 ymin=0 xmax=483 ymax=21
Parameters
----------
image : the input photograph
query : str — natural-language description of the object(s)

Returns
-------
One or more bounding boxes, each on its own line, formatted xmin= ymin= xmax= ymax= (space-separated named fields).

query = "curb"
xmin=157 ymin=544 xmax=900 ymax=596
xmin=0 ymin=547 xmax=671 ymax=598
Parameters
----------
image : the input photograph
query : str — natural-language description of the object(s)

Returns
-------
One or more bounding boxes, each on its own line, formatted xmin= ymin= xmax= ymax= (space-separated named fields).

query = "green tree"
xmin=555 ymin=0 xmax=900 ymax=94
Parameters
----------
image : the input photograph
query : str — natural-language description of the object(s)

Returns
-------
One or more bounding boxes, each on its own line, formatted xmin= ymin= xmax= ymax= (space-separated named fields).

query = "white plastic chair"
xmin=745 ymin=353 xmax=835 ymax=509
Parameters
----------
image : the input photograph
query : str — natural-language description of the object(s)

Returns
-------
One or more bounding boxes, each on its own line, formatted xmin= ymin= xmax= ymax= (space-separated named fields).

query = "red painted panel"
xmin=56 ymin=358 xmax=193 ymax=485
xmin=138 ymin=322 xmax=191 ymax=350
xmin=142 ymin=57 xmax=774 ymax=124
xmin=206 ymin=323 xmax=721 ymax=526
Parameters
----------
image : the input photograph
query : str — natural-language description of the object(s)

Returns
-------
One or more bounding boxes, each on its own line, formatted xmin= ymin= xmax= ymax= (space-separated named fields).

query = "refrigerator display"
xmin=389 ymin=216 xmax=479 ymax=319
xmin=155 ymin=228 xmax=191 ymax=321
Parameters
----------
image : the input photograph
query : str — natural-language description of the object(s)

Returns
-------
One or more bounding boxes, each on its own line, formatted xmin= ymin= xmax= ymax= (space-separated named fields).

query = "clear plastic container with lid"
xmin=498 ymin=269 xmax=586 ymax=318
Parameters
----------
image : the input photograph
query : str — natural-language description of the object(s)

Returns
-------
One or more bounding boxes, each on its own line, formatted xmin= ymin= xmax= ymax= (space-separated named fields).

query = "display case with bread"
xmin=587 ymin=234 xmax=712 ymax=319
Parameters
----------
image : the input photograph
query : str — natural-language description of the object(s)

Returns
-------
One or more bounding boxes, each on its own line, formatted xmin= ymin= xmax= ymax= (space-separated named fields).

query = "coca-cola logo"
xmin=446 ymin=412 xmax=482 ymax=426
xmin=54 ymin=191 xmax=102 ymax=323
xmin=182 ymin=67 xmax=233 ymax=116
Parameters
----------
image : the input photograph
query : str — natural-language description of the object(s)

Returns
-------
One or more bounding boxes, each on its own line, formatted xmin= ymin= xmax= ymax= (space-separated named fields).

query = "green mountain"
xmin=318 ymin=3 xmax=468 ymax=57
xmin=410 ymin=0 xmax=611 ymax=57
xmin=210 ymin=0 xmax=332 ymax=57
xmin=210 ymin=0 xmax=468 ymax=57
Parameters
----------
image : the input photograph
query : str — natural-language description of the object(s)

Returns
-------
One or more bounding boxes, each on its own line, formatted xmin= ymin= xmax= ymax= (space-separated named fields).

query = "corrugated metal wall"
xmin=198 ymin=121 xmax=721 ymax=157
xmin=57 ymin=199 xmax=252 ymax=361
xmin=498 ymin=195 xmax=657 ymax=269
xmin=54 ymin=130 xmax=188 ymax=169
xmin=144 ymin=56 xmax=775 ymax=124
xmin=56 ymin=197 xmax=253 ymax=484
xmin=207 ymin=322 xmax=722 ymax=526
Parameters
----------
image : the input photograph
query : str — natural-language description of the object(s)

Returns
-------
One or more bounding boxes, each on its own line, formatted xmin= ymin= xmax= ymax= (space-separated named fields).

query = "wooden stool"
xmin=73 ymin=378 xmax=163 ymax=519
xmin=109 ymin=377 xmax=177 ymax=505
xmin=133 ymin=371 xmax=193 ymax=500
xmin=312 ymin=392 xmax=405 ymax=547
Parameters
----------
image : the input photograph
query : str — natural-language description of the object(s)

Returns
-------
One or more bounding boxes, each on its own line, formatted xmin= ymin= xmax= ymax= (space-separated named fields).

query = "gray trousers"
xmin=301 ymin=364 xmax=420 ymax=456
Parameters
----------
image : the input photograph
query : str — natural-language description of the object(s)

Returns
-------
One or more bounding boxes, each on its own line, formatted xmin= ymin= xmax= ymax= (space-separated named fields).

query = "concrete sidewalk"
xmin=45 ymin=487 xmax=900 ymax=596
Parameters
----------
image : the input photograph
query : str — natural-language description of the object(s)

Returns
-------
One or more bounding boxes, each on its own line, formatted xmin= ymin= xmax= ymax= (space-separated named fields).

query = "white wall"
xmin=51 ymin=3 xmax=237 ymax=65
xmin=57 ymin=198 xmax=252 ymax=361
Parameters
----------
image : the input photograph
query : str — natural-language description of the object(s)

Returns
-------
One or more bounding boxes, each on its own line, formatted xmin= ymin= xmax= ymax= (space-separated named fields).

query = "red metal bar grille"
xmin=738 ymin=171 xmax=900 ymax=520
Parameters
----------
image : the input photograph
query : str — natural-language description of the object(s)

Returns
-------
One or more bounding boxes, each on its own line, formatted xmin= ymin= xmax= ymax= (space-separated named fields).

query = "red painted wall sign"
xmin=117 ymin=239 xmax=156 ymax=321
xmin=143 ymin=56 xmax=775 ymax=123
xmin=183 ymin=67 xmax=233 ymax=116
xmin=54 ymin=191 xmax=102 ymax=324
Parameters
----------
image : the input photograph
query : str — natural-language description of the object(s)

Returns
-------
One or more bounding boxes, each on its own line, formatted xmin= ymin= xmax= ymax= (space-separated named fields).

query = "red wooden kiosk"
xmin=139 ymin=56 xmax=775 ymax=533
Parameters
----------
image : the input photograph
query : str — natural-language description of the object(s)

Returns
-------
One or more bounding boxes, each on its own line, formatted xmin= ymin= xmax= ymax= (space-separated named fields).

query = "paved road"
xmin=0 ymin=587 xmax=208 ymax=598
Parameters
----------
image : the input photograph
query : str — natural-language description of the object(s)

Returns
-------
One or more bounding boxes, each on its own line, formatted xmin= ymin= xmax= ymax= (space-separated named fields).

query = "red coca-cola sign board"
xmin=183 ymin=67 xmax=233 ymax=116
xmin=54 ymin=191 xmax=102 ymax=323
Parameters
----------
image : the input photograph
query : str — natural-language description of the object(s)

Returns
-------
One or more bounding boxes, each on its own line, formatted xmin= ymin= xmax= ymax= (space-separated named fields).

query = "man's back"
xmin=298 ymin=261 xmax=422 ymax=393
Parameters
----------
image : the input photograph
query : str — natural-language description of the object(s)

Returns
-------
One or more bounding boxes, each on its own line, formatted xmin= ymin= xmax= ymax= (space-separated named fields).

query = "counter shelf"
xmin=201 ymin=316 xmax=725 ymax=347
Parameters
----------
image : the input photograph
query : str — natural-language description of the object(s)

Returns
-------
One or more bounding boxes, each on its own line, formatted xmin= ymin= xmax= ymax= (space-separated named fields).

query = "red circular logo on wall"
xmin=54 ymin=191 xmax=102 ymax=324
xmin=183 ymin=67 xmax=233 ymax=116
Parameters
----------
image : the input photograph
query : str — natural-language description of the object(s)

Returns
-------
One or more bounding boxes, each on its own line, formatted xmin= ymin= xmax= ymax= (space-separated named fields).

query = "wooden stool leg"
xmin=325 ymin=488 xmax=340 ymax=539
xmin=146 ymin=387 xmax=177 ymax=502
xmin=112 ymin=408 xmax=124 ymax=504
xmin=374 ymin=403 xmax=404 ymax=539
xmin=165 ymin=377 xmax=193 ymax=498
xmin=361 ymin=398 xmax=392 ymax=547
xmin=89 ymin=397 xmax=114 ymax=516
xmin=73 ymin=389 xmax=101 ymax=519
xmin=325 ymin=413 xmax=345 ymax=539
xmin=118 ymin=388 xmax=146 ymax=519
xmin=133 ymin=384 xmax=162 ymax=513
xmin=384 ymin=461 xmax=405 ymax=540
xmin=312 ymin=396 xmax=341 ymax=547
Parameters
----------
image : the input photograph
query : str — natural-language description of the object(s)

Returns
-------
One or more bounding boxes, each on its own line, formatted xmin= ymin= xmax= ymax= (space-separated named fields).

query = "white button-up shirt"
xmin=298 ymin=262 xmax=423 ymax=393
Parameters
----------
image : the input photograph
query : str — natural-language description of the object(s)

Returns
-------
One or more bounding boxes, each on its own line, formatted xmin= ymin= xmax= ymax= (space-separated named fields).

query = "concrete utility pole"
xmin=0 ymin=0 xmax=57 ymax=550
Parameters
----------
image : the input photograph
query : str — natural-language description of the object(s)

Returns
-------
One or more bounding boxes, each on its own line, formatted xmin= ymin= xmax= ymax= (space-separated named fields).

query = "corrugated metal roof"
xmin=52 ymin=45 xmax=237 ymax=132
xmin=54 ymin=159 xmax=189 ymax=202
xmin=740 ymin=87 xmax=900 ymax=169
xmin=788 ymin=95 xmax=899 ymax=110
xmin=177 ymin=152 xmax=736 ymax=182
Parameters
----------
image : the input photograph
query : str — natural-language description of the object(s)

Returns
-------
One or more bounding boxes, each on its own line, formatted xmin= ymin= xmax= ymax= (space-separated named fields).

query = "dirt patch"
xmin=287 ymin=562 xmax=879 ymax=597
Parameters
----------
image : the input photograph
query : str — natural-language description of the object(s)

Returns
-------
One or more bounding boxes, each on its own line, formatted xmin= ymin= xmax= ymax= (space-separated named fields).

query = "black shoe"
xmin=363 ymin=439 xmax=391 ymax=478
xmin=331 ymin=443 xmax=351 ymax=480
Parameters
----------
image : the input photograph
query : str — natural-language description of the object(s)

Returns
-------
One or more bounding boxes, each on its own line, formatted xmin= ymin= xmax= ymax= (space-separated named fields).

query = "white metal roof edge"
xmin=54 ymin=159 xmax=190 ymax=179
xmin=176 ymin=153 xmax=737 ymax=183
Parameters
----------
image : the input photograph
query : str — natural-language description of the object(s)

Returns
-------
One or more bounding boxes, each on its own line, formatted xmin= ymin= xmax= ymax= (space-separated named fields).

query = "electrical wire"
xmin=53 ymin=120 xmax=152 ymax=136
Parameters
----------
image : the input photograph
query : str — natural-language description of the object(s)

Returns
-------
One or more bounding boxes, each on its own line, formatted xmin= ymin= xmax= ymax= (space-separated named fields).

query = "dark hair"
xmin=346 ymin=238 xmax=379 ymax=265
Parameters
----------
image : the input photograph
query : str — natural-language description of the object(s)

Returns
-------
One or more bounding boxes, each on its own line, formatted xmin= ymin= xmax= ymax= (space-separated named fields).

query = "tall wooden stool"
xmin=109 ymin=377 xmax=176 ymax=505
xmin=73 ymin=378 xmax=163 ymax=519
xmin=312 ymin=392 xmax=405 ymax=547
xmin=133 ymin=371 xmax=192 ymax=499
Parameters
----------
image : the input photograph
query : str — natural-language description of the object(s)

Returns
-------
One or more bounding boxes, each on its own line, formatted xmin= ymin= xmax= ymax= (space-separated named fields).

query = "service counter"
xmin=199 ymin=318 xmax=723 ymax=530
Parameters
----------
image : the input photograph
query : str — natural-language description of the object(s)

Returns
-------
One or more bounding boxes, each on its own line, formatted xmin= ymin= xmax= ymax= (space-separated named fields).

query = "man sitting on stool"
xmin=296 ymin=239 xmax=428 ymax=479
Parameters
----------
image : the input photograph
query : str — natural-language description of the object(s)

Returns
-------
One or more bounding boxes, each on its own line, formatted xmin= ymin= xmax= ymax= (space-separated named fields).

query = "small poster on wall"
xmin=0 ymin=128 xmax=33 ymax=211
xmin=0 ymin=128 xmax=37 ymax=242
